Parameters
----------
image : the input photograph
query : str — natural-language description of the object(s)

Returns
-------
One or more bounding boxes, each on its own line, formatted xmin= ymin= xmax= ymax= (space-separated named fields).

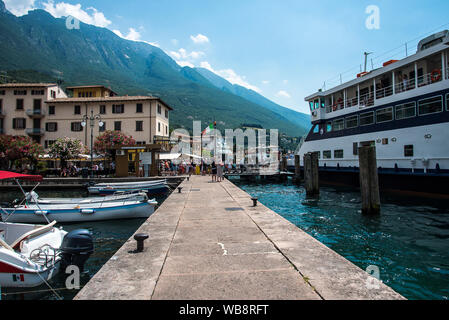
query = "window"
xmin=345 ymin=115 xmax=358 ymax=129
xmin=446 ymin=94 xmax=449 ymax=111
xmin=158 ymin=122 xmax=161 ymax=132
xmin=12 ymin=118 xmax=26 ymax=129
xmin=353 ymin=142 xmax=358 ymax=155
xmin=71 ymin=122 xmax=83 ymax=132
xmin=114 ymin=121 xmax=121 ymax=131
xmin=165 ymin=125 xmax=168 ymax=135
xmin=396 ymin=102 xmax=416 ymax=120
xmin=418 ymin=96 xmax=443 ymax=115
xmin=360 ymin=111 xmax=374 ymax=126
xmin=74 ymin=105 xmax=81 ymax=115
xmin=99 ymin=122 xmax=106 ymax=132
xmin=136 ymin=141 xmax=146 ymax=145
xmin=14 ymin=90 xmax=27 ymax=95
xmin=33 ymin=99 xmax=41 ymax=110
xmin=376 ymin=107 xmax=394 ymax=123
xmin=31 ymin=89 xmax=44 ymax=95
xmin=45 ymin=122 xmax=58 ymax=132
xmin=136 ymin=103 xmax=143 ymax=113
xmin=404 ymin=145 xmax=414 ymax=157
xmin=99 ymin=105 xmax=106 ymax=114
xmin=50 ymin=90 xmax=56 ymax=99
xmin=165 ymin=110 xmax=169 ymax=118
xmin=157 ymin=104 xmax=162 ymax=114
xmin=313 ymin=125 xmax=319 ymax=134
xmin=0 ymin=99 xmax=2 ymax=112
xmin=136 ymin=121 xmax=143 ymax=132
xmin=16 ymin=99 xmax=24 ymax=110
xmin=332 ymin=119 xmax=345 ymax=131
xmin=326 ymin=122 xmax=332 ymax=132
xmin=112 ymin=104 xmax=124 ymax=114
xmin=334 ymin=150 xmax=344 ymax=159
xmin=0 ymin=90 xmax=5 ymax=95
xmin=48 ymin=106 xmax=55 ymax=115
xmin=323 ymin=150 xmax=332 ymax=159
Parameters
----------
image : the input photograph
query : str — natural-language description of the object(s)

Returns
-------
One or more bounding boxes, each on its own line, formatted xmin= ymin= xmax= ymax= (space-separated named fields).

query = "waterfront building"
xmin=0 ymin=84 xmax=172 ymax=151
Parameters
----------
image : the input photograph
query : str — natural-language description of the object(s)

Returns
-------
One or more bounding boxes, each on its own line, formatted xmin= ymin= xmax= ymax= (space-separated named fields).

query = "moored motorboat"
xmin=88 ymin=179 xmax=169 ymax=195
xmin=26 ymin=190 xmax=149 ymax=205
xmin=1 ymin=199 xmax=157 ymax=224
xmin=0 ymin=171 xmax=93 ymax=288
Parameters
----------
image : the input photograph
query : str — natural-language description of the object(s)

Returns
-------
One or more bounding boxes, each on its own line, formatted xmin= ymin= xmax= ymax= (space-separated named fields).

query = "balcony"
xmin=26 ymin=109 xmax=46 ymax=118
xmin=26 ymin=128 xmax=45 ymax=136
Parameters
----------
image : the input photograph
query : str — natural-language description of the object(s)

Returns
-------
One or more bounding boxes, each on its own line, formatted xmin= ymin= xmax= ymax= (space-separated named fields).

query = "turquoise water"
xmin=232 ymin=178 xmax=449 ymax=300
xmin=0 ymin=189 xmax=170 ymax=300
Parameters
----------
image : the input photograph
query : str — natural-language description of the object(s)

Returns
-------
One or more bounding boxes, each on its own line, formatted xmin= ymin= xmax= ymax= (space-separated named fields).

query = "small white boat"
xmin=26 ymin=190 xmax=149 ymax=205
xmin=1 ymin=199 xmax=157 ymax=224
xmin=0 ymin=171 xmax=93 ymax=288
xmin=88 ymin=180 xmax=169 ymax=195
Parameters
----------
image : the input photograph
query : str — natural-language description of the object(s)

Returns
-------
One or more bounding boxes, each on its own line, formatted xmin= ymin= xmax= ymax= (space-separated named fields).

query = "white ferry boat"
xmin=296 ymin=31 xmax=449 ymax=194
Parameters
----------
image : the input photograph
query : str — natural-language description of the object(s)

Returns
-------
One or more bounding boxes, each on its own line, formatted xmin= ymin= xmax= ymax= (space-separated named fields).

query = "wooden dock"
xmin=75 ymin=176 xmax=404 ymax=300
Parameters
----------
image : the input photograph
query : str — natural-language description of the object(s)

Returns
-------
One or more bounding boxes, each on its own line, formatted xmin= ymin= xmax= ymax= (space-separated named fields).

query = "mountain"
xmin=0 ymin=1 xmax=310 ymax=137
xmin=195 ymin=67 xmax=310 ymax=129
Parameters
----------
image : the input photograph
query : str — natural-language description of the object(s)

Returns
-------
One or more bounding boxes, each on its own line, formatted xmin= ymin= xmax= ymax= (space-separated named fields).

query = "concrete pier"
xmin=75 ymin=176 xmax=404 ymax=300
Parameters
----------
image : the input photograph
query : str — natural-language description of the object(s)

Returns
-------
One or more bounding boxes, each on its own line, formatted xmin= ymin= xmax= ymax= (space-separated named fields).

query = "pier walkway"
xmin=75 ymin=176 xmax=404 ymax=300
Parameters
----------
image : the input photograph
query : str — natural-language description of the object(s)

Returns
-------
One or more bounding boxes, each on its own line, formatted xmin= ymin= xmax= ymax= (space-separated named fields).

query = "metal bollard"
xmin=134 ymin=233 xmax=149 ymax=252
xmin=178 ymin=187 xmax=183 ymax=193
xmin=251 ymin=197 xmax=258 ymax=207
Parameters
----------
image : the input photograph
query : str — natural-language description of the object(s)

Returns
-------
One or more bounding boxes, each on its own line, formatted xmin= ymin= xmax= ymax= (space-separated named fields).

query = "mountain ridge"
xmin=0 ymin=1 xmax=310 ymax=137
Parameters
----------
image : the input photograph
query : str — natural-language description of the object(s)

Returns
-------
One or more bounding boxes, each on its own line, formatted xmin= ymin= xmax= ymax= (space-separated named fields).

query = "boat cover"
xmin=0 ymin=171 xmax=43 ymax=181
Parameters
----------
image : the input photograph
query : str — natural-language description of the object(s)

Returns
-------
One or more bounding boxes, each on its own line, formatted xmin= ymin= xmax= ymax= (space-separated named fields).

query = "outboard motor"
xmin=60 ymin=229 xmax=94 ymax=272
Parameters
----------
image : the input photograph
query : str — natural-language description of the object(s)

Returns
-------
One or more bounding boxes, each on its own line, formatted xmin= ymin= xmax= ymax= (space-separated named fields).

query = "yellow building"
xmin=66 ymin=85 xmax=117 ymax=98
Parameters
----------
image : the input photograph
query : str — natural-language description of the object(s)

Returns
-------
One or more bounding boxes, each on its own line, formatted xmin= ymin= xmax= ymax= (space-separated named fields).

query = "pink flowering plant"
xmin=94 ymin=130 xmax=136 ymax=155
xmin=0 ymin=135 xmax=44 ymax=170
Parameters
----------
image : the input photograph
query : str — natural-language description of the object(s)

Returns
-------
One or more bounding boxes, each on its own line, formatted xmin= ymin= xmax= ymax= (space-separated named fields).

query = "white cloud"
xmin=169 ymin=48 xmax=205 ymax=63
xmin=276 ymin=90 xmax=291 ymax=98
xmin=200 ymin=61 xmax=261 ymax=93
xmin=283 ymin=80 xmax=289 ymax=84
xmin=4 ymin=0 xmax=36 ymax=16
xmin=262 ymin=80 xmax=270 ymax=85
xmin=176 ymin=61 xmax=195 ymax=68
xmin=190 ymin=34 xmax=210 ymax=44
xmin=171 ymin=39 xmax=179 ymax=46
xmin=113 ymin=28 xmax=140 ymax=41
xmin=42 ymin=1 xmax=112 ymax=27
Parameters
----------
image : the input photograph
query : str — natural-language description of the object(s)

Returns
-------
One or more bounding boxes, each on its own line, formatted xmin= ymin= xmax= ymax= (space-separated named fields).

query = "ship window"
xmin=313 ymin=125 xmax=319 ymax=134
xmin=396 ymin=102 xmax=416 ymax=120
xmin=332 ymin=119 xmax=345 ymax=131
xmin=321 ymin=99 xmax=325 ymax=108
xmin=326 ymin=122 xmax=332 ymax=132
xmin=376 ymin=107 xmax=394 ymax=123
xmin=314 ymin=99 xmax=319 ymax=110
xmin=359 ymin=112 xmax=374 ymax=126
xmin=323 ymin=150 xmax=332 ymax=159
xmin=345 ymin=115 xmax=358 ymax=129
xmin=418 ymin=96 xmax=442 ymax=115
xmin=309 ymin=101 xmax=314 ymax=111
xmin=382 ymin=138 xmax=389 ymax=145
xmin=404 ymin=145 xmax=414 ymax=157
xmin=334 ymin=150 xmax=344 ymax=159
xmin=446 ymin=94 xmax=449 ymax=111
xmin=353 ymin=142 xmax=358 ymax=155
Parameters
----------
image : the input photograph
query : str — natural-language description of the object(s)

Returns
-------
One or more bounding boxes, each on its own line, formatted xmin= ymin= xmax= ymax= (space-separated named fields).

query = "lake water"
xmin=0 ymin=188 xmax=171 ymax=300
xmin=231 ymin=178 xmax=449 ymax=300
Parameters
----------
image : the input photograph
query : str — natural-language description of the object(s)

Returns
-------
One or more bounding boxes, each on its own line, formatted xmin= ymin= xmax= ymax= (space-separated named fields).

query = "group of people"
xmin=210 ymin=161 xmax=224 ymax=182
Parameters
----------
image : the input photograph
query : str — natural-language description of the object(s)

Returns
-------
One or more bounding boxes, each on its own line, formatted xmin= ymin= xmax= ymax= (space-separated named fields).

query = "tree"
xmin=0 ymin=135 xmax=44 ymax=171
xmin=94 ymin=130 xmax=136 ymax=155
xmin=49 ymin=137 xmax=87 ymax=169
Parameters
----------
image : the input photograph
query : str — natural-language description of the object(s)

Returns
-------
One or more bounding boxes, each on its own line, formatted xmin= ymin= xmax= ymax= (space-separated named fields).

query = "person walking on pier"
xmin=211 ymin=161 xmax=217 ymax=182
xmin=217 ymin=162 xmax=224 ymax=182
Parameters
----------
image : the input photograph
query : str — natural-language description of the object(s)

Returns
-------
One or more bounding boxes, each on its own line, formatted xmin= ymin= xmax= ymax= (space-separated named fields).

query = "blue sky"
xmin=4 ymin=0 xmax=449 ymax=114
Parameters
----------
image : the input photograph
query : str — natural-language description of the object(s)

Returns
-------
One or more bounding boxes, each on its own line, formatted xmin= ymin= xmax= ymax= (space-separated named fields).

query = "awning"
xmin=159 ymin=153 xmax=203 ymax=160
xmin=0 ymin=171 xmax=43 ymax=182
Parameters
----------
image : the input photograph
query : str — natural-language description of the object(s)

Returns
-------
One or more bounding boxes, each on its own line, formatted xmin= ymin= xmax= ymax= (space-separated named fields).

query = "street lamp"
xmin=81 ymin=110 xmax=104 ymax=179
